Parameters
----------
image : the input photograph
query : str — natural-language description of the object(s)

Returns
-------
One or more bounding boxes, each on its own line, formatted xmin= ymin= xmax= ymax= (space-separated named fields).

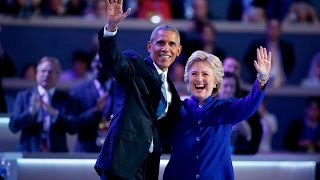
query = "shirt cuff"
xmin=103 ymin=24 xmax=117 ymax=37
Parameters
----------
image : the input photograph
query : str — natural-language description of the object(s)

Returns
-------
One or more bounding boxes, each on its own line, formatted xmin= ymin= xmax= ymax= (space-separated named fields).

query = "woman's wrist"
xmin=257 ymin=73 xmax=270 ymax=86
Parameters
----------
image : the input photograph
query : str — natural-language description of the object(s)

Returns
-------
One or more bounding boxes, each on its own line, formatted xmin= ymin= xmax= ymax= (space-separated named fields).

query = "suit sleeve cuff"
xmin=103 ymin=24 xmax=117 ymax=37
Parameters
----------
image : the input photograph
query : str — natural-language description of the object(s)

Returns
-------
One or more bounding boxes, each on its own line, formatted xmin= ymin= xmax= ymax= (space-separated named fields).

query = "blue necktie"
xmin=156 ymin=73 xmax=168 ymax=119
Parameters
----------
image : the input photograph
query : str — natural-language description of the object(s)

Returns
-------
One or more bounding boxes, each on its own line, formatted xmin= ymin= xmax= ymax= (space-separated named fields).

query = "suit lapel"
xmin=145 ymin=57 xmax=162 ymax=85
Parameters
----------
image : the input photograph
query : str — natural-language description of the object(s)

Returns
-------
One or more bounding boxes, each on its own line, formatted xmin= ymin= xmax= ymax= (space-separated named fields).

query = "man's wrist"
xmin=103 ymin=24 xmax=118 ymax=37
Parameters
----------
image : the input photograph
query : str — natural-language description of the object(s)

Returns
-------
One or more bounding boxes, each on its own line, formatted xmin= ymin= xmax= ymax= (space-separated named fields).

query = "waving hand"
xmin=106 ymin=0 xmax=131 ymax=31
xmin=254 ymin=46 xmax=271 ymax=76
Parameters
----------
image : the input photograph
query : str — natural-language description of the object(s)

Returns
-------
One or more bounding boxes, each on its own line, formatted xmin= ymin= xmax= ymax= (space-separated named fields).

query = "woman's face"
xmin=219 ymin=77 xmax=237 ymax=99
xmin=188 ymin=61 xmax=216 ymax=104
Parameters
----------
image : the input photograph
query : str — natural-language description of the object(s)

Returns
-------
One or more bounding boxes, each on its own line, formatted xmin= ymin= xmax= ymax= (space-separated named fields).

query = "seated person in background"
xmin=222 ymin=58 xmax=263 ymax=154
xmin=301 ymin=52 xmax=320 ymax=88
xmin=84 ymin=0 xmax=108 ymax=19
xmin=185 ymin=20 xmax=226 ymax=62
xmin=284 ymin=96 xmax=320 ymax=153
xmin=222 ymin=56 xmax=241 ymax=78
xmin=242 ymin=0 xmax=268 ymax=23
xmin=283 ymin=0 xmax=319 ymax=25
xmin=60 ymin=49 xmax=91 ymax=82
xmin=70 ymin=54 xmax=114 ymax=153
xmin=244 ymin=18 xmax=295 ymax=87
xmin=169 ymin=61 xmax=189 ymax=97
xmin=222 ymin=56 xmax=245 ymax=90
xmin=20 ymin=63 xmax=37 ymax=81
xmin=217 ymin=72 xmax=252 ymax=154
xmin=9 ymin=56 xmax=77 ymax=152
xmin=257 ymin=101 xmax=278 ymax=153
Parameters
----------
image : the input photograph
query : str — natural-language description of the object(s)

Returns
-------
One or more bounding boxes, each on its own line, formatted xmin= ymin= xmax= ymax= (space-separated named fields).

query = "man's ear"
xmin=177 ymin=45 xmax=182 ymax=56
xmin=147 ymin=41 xmax=151 ymax=53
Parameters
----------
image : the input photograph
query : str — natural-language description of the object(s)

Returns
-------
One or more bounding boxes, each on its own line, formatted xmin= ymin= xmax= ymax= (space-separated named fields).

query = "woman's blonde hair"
xmin=184 ymin=50 xmax=224 ymax=96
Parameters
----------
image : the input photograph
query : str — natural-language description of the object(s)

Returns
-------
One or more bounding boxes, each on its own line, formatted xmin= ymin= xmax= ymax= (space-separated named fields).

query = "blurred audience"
xmin=20 ymin=63 xmax=37 ymax=81
xmin=70 ymin=54 xmax=114 ymax=152
xmin=244 ymin=19 xmax=295 ymax=87
xmin=257 ymin=101 xmax=278 ymax=153
xmin=301 ymin=52 xmax=320 ymax=88
xmin=89 ymin=33 xmax=99 ymax=61
xmin=218 ymin=72 xmax=262 ymax=154
xmin=228 ymin=0 xmax=267 ymax=22
xmin=191 ymin=0 xmax=211 ymax=21
xmin=136 ymin=0 xmax=172 ymax=20
xmin=9 ymin=56 xmax=77 ymax=152
xmin=0 ymin=26 xmax=16 ymax=113
xmin=169 ymin=61 xmax=189 ymax=97
xmin=242 ymin=0 xmax=268 ymax=23
xmin=41 ymin=0 xmax=65 ymax=16
xmin=184 ymin=20 xmax=226 ymax=64
xmin=222 ymin=57 xmax=263 ymax=154
xmin=284 ymin=96 xmax=320 ymax=153
xmin=222 ymin=56 xmax=243 ymax=84
xmin=170 ymin=0 xmax=186 ymax=19
xmin=65 ymin=0 xmax=87 ymax=16
xmin=60 ymin=49 xmax=91 ymax=82
xmin=222 ymin=56 xmax=250 ymax=98
xmin=84 ymin=0 xmax=107 ymax=19
xmin=284 ymin=0 xmax=319 ymax=25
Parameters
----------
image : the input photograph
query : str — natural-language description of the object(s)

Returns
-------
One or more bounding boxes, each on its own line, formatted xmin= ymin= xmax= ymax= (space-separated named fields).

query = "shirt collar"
xmin=38 ymin=85 xmax=55 ymax=96
xmin=153 ymin=62 xmax=168 ymax=79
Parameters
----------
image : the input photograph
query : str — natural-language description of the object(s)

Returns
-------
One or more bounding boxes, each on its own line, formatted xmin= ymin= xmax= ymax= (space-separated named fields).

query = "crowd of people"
xmin=0 ymin=0 xmax=319 ymax=24
xmin=0 ymin=0 xmax=319 ymax=179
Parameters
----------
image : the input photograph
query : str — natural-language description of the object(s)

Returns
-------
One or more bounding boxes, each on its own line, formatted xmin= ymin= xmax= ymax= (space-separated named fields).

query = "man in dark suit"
xmin=9 ymin=56 xmax=77 ymax=152
xmin=244 ymin=18 xmax=295 ymax=87
xmin=95 ymin=1 xmax=182 ymax=179
xmin=71 ymin=54 xmax=114 ymax=153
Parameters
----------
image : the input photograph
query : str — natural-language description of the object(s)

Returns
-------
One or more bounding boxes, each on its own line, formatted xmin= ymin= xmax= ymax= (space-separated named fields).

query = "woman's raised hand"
xmin=254 ymin=46 xmax=272 ymax=76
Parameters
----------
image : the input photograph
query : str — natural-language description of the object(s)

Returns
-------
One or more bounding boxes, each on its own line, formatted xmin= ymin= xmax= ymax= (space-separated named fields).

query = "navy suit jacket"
xmin=71 ymin=79 xmax=113 ymax=152
xmin=95 ymin=29 xmax=181 ymax=179
xmin=9 ymin=88 xmax=77 ymax=152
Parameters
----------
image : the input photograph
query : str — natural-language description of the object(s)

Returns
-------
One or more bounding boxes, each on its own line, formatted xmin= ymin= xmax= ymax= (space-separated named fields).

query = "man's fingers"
xmin=124 ymin=8 xmax=131 ymax=17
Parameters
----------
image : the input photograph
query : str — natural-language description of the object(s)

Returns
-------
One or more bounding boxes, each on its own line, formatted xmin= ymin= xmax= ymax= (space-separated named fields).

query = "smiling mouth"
xmin=195 ymin=84 xmax=205 ymax=90
xmin=159 ymin=54 xmax=171 ymax=59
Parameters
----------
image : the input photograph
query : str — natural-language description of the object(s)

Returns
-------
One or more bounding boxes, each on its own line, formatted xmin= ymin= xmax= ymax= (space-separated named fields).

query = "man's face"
xmin=36 ymin=61 xmax=60 ymax=90
xmin=147 ymin=30 xmax=181 ymax=71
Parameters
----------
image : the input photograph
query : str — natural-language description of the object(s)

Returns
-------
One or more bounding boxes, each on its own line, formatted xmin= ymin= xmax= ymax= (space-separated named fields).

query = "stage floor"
xmin=1 ymin=153 xmax=319 ymax=180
